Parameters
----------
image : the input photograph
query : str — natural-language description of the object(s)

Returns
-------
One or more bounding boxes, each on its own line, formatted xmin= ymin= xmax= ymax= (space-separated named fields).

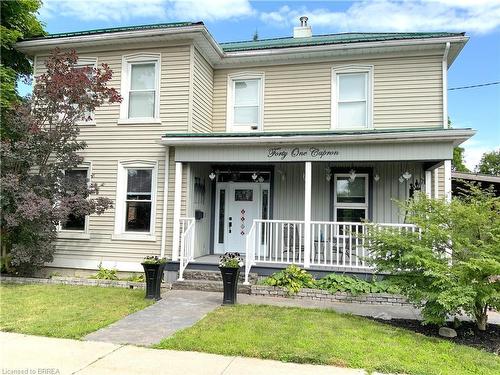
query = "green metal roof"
xmin=25 ymin=21 xmax=464 ymax=52
xmin=26 ymin=22 xmax=203 ymax=40
xmin=220 ymin=32 xmax=465 ymax=52
xmin=162 ymin=127 xmax=470 ymax=138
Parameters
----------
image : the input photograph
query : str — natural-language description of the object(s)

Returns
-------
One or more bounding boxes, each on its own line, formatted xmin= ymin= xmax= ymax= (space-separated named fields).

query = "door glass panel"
xmin=235 ymin=189 xmax=253 ymax=201
xmin=336 ymin=208 xmax=366 ymax=223
xmin=261 ymin=189 xmax=269 ymax=245
xmin=336 ymin=177 xmax=366 ymax=203
xmin=218 ymin=190 xmax=225 ymax=244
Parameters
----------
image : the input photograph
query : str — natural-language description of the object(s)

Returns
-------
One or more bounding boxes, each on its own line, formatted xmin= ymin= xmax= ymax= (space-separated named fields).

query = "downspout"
xmin=160 ymin=147 xmax=170 ymax=258
xmin=442 ymin=42 xmax=450 ymax=128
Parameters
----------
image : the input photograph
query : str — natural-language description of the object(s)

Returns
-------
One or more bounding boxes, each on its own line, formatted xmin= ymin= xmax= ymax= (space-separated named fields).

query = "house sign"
xmin=267 ymin=147 xmax=339 ymax=161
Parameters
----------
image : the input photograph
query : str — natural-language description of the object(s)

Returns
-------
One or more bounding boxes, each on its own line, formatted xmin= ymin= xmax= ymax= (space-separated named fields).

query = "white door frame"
xmin=213 ymin=181 xmax=270 ymax=254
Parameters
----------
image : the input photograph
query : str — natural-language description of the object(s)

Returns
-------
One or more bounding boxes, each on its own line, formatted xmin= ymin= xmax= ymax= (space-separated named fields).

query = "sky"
xmin=25 ymin=0 xmax=500 ymax=170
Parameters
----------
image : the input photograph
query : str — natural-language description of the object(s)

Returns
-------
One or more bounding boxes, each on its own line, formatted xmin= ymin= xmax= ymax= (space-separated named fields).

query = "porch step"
xmin=182 ymin=269 xmax=259 ymax=284
xmin=171 ymin=279 xmax=252 ymax=294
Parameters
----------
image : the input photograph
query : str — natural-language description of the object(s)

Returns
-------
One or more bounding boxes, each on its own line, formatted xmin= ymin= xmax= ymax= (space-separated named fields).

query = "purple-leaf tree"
xmin=1 ymin=49 xmax=122 ymax=275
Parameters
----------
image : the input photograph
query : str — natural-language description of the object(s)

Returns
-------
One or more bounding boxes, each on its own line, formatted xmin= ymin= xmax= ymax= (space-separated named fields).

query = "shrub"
xmin=315 ymin=274 xmax=399 ymax=296
xmin=262 ymin=265 xmax=315 ymax=295
xmin=91 ymin=263 xmax=118 ymax=280
xmin=366 ymin=187 xmax=500 ymax=330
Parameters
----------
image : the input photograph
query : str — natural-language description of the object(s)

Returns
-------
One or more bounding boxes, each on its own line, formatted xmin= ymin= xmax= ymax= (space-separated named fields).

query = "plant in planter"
xmin=218 ymin=252 xmax=244 ymax=305
xmin=141 ymin=256 xmax=167 ymax=300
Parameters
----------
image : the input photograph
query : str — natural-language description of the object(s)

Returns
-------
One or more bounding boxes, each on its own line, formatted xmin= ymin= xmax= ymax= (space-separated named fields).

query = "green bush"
xmin=261 ymin=265 xmax=315 ymax=295
xmin=315 ymin=274 xmax=399 ymax=295
xmin=91 ymin=263 xmax=118 ymax=280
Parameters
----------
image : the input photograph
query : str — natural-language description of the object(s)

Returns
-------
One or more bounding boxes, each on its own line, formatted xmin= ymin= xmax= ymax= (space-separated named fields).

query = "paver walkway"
xmin=84 ymin=290 xmax=220 ymax=345
xmin=1 ymin=332 xmax=366 ymax=375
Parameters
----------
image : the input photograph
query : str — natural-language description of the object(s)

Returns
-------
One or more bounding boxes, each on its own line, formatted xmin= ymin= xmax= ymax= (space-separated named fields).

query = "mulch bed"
xmin=371 ymin=318 xmax=500 ymax=354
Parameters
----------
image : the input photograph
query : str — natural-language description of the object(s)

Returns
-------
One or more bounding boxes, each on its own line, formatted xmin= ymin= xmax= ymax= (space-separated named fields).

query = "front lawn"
xmin=156 ymin=304 xmax=500 ymax=375
xmin=0 ymin=284 xmax=153 ymax=339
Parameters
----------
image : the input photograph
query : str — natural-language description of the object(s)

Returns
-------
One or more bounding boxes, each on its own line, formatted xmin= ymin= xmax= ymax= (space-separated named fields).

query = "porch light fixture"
xmin=373 ymin=174 xmax=380 ymax=182
xmin=208 ymin=171 xmax=216 ymax=181
xmin=325 ymin=168 xmax=332 ymax=182
xmin=348 ymin=169 xmax=357 ymax=182
xmin=258 ymin=176 xmax=265 ymax=183
xmin=402 ymin=171 xmax=412 ymax=180
xmin=398 ymin=176 xmax=405 ymax=183
xmin=251 ymin=172 xmax=258 ymax=181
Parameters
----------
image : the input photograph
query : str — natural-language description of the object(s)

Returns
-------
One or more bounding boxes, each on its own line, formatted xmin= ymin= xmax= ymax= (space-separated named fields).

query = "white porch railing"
xmin=177 ymin=217 xmax=195 ymax=281
xmin=243 ymin=219 xmax=418 ymax=284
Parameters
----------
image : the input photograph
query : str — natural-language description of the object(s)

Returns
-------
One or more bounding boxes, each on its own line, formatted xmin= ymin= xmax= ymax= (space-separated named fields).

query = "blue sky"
xmin=27 ymin=0 xmax=500 ymax=169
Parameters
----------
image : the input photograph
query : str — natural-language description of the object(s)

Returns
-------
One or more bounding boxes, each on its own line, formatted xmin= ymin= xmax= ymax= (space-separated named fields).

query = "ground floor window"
xmin=114 ymin=160 xmax=157 ymax=240
xmin=61 ymin=167 xmax=90 ymax=232
xmin=333 ymin=173 xmax=368 ymax=222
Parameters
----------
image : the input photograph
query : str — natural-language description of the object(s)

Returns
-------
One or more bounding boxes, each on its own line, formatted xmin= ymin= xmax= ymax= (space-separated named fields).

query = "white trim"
xmin=48 ymin=257 xmax=144 ymax=272
xmin=333 ymin=173 xmax=369 ymax=221
xmin=172 ymin=162 xmax=183 ymax=260
xmin=161 ymin=129 xmax=475 ymax=146
xmin=120 ymin=53 xmax=161 ymax=122
xmin=117 ymin=118 xmax=162 ymax=125
xmin=442 ymin=42 xmax=450 ymax=128
xmin=303 ymin=162 xmax=312 ymax=268
xmin=444 ymin=159 xmax=452 ymax=202
xmin=113 ymin=160 xmax=158 ymax=241
xmin=425 ymin=170 xmax=432 ymax=197
xmin=58 ymin=162 xmax=92 ymax=237
xmin=226 ymin=72 xmax=265 ymax=132
xmin=160 ymin=147 xmax=170 ymax=258
xmin=331 ymin=65 xmax=373 ymax=130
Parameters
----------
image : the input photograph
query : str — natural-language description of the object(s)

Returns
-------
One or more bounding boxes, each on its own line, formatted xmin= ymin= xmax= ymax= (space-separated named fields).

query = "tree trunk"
xmin=475 ymin=305 xmax=488 ymax=331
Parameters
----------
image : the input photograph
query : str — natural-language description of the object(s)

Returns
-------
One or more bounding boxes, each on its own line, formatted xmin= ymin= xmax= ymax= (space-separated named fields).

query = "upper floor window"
xmin=331 ymin=66 xmax=373 ymax=130
xmin=227 ymin=73 xmax=264 ymax=132
xmin=120 ymin=54 xmax=160 ymax=123
xmin=75 ymin=57 xmax=97 ymax=125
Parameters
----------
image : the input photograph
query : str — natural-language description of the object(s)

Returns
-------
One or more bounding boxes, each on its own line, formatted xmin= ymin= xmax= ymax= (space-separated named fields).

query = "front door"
xmin=214 ymin=182 xmax=269 ymax=254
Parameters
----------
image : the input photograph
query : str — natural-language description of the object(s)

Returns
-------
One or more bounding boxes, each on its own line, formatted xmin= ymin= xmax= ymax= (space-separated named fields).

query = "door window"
xmin=334 ymin=174 xmax=368 ymax=222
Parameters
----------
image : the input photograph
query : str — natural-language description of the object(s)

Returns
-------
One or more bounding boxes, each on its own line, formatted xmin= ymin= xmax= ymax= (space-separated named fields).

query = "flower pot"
xmin=219 ymin=266 xmax=240 ymax=305
xmin=141 ymin=262 xmax=166 ymax=300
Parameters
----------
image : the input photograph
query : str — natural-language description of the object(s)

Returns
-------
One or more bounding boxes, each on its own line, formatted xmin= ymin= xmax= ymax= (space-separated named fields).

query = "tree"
xmin=366 ymin=188 xmax=500 ymax=330
xmin=452 ymin=147 xmax=469 ymax=172
xmin=1 ymin=49 xmax=122 ymax=275
xmin=476 ymin=149 xmax=500 ymax=176
xmin=252 ymin=29 xmax=259 ymax=41
xmin=1 ymin=0 xmax=45 ymax=112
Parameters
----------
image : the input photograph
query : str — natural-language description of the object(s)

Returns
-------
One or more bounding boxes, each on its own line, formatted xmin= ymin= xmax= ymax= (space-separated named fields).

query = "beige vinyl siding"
xmin=213 ymin=54 xmax=443 ymax=132
xmin=191 ymin=48 xmax=213 ymax=133
xmin=34 ymin=45 xmax=191 ymax=267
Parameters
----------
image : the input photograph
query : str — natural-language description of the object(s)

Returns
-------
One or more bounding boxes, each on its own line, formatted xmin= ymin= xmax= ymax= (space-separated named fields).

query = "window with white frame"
xmin=227 ymin=73 xmax=264 ymax=131
xmin=60 ymin=166 xmax=90 ymax=232
xmin=74 ymin=57 xmax=97 ymax=124
xmin=114 ymin=161 xmax=157 ymax=239
xmin=333 ymin=174 xmax=368 ymax=223
xmin=120 ymin=54 xmax=160 ymax=121
xmin=332 ymin=66 xmax=373 ymax=129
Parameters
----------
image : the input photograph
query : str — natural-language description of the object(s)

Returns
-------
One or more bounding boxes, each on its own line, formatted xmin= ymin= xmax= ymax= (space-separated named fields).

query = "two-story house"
xmin=16 ymin=18 xmax=474 ymax=283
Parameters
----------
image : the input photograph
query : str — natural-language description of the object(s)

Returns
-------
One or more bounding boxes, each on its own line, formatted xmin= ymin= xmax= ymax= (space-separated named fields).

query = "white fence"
xmin=177 ymin=217 xmax=195 ymax=281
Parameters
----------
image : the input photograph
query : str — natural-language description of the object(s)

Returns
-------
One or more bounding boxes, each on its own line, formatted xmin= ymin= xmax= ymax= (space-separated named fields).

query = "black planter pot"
xmin=219 ymin=266 xmax=240 ymax=305
xmin=142 ymin=263 xmax=166 ymax=300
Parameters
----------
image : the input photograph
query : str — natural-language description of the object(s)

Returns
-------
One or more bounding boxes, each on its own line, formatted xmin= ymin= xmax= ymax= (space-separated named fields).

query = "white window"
xmin=119 ymin=54 xmax=160 ymax=123
xmin=58 ymin=165 xmax=91 ymax=239
xmin=114 ymin=161 xmax=158 ymax=241
xmin=332 ymin=66 xmax=373 ymax=129
xmin=333 ymin=174 xmax=369 ymax=223
xmin=75 ymin=57 xmax=97 ymax=125
xmin=227 ymin=73 xmax=264 ymax=132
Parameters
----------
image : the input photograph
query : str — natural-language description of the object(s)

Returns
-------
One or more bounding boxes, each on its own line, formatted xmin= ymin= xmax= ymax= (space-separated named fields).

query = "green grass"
xmin=155 ymin=304 xmax=500 ymax=375
xmin=0 ymin=284 xmax=153 ymax=339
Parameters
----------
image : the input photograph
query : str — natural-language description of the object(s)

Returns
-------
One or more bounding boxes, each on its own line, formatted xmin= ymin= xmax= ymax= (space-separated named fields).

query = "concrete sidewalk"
xmin=0 ymin=332 xmax=365 ymax=375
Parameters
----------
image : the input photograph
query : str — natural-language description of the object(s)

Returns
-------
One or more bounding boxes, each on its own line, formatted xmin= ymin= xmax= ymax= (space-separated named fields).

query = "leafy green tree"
xmin=476 ymin=149 xmax=500 ymax=176
xmin=366 ymin=188 xmax=500 ymax=330
xmin=1 ymin=0 xmax=45 ymax=112
xmin=452 ymin=147 xmax=469 ymax=172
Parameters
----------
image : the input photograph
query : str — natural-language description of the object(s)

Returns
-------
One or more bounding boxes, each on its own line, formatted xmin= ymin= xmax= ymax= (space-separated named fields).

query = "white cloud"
xmin=40 ymin=0 xmax=254 ymax=23
xmin=460 ymin=139 xmax=498 ymax=171
xmin=260 ymin=0 xmax=500 ymax=34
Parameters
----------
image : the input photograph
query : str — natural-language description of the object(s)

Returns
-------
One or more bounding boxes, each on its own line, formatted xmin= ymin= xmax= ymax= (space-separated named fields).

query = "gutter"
xmin=159 ymin=129 xmax=475 ymax=147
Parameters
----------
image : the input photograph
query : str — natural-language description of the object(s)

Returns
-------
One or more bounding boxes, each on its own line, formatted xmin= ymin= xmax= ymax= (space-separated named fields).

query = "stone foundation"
xmin=250 ymin=285 xmax=412 ymax=306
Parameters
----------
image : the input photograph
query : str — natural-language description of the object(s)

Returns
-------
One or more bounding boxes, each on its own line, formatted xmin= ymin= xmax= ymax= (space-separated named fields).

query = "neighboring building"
xmin=16 ymin=18 xmax=474 ymax=282
xmin=452 ymin=172 xmax=500 ymax=196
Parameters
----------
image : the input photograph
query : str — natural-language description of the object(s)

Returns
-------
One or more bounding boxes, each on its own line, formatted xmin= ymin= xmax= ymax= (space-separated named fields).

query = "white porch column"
xmin=434 ymin=168 xmax=439 ymax=198
xmin=303 ymin=162 xmax=312 ymax=268
xmin=172 ymin=162 xmax=183 ymax=261
xmin=444 ymin=159 xmax=452 ymax=202
xmin=425 ymin=170 xmax=432 ymax=198
xmin=160 ymin=147 xmax=170 ymax=258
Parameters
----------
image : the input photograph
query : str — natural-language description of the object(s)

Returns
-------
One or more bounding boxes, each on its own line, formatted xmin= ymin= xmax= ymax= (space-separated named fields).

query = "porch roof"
xmin=160 ymin=128 xmax=475 ymax=147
